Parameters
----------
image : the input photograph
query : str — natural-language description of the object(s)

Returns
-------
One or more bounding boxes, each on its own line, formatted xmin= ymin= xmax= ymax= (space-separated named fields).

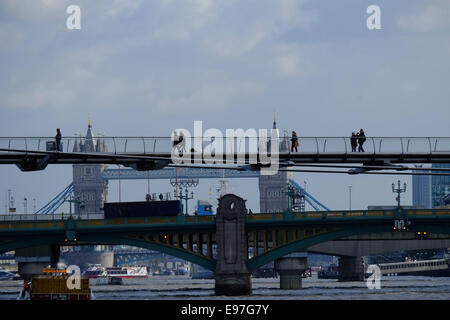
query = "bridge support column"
xmin=215 ymin=194 xmax=251 ymax=296
xmin=16 ymin=245 xmax=60 ymax=281
xmin=338 ymin=256 xmax=365 ymax=282
xmin=275 ymin=253 xmax=308 ymax=289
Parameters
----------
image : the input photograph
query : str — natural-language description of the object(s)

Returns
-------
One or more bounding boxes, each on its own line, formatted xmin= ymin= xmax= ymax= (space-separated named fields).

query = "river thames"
xmin=1 ymin=274 xmax=450 ymax=300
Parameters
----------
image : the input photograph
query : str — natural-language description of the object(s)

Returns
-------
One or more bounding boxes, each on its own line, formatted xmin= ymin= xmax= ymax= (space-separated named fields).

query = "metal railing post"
xmin=400 ymin=137 xmax=404 ymax=155
xmin=315 ymin=138 xmax=319 ymax=155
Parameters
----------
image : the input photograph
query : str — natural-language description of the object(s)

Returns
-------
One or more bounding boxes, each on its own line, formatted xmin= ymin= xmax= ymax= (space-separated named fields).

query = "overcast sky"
xmin=1 ymin=0 xmax=449 ymax=214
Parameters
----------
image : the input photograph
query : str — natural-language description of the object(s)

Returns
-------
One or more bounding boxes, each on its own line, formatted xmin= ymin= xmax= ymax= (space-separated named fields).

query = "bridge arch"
xmin=80 ymin=235 xmax=216 ymax=271
xmin=0 ymin=235 xmax=216 ymax=271
xmin=246 ymin=223 xmax=450 ymax=272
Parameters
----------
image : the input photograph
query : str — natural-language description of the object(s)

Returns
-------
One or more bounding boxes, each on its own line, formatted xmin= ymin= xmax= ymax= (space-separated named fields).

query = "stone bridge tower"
xmin=72 ymin=121 xmax=108 ymax=217
xmin=258 ymin=115 xmax=292 ymax=213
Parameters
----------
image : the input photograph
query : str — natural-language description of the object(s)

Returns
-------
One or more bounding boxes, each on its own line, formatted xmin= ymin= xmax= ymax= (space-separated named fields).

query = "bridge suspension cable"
xmin=34 ymin=183 xmax=73 ymax=215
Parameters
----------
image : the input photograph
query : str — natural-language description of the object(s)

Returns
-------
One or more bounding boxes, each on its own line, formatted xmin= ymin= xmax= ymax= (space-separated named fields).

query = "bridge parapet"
xmin=1 ymin=209 xmax=450 ymax=232
xmin=2 ymin=136 xmax=450 ymax=155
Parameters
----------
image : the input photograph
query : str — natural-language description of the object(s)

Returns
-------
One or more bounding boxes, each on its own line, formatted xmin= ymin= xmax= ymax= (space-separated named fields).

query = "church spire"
xmin=84 ymin=117 xmax=96 ymax=152
xmin=273 ymin=111 xmax=277 ymax=129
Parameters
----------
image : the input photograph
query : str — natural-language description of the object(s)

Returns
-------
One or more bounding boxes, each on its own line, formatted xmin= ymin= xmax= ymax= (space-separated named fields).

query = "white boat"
xmin=106 ymin=266 xmax=148 ymax=278
xmin=0 ymin=268 xmax=20 ymax=280
xmin=83 ymin=265 xmax=148 ymax=279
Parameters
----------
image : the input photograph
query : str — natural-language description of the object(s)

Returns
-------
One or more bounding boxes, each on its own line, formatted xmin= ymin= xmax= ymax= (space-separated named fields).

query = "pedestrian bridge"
xmin=2 ymin=136 xmax=450 ymax=171
xmin=2 ymin=205 xmax=450 ymax=273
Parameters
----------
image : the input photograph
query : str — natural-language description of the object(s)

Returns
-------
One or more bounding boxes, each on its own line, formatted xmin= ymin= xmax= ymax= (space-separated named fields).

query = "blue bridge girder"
xmin=114 ymin=250 xmax=162 ymax=266
xmin=288 ymin=179 xmax=330 ymax=211
xmin=34 ymin=183 xmax=74 ymax=215
xmin=102 ymin=167 xmax=260 ymax=180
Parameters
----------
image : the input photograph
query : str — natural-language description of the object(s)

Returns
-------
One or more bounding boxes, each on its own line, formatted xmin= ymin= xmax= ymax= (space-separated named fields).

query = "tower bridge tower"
xmin=258 ymin=114 xmax=292 ymax=213
xmin=72 ymin=121 xmax=109 ymax=217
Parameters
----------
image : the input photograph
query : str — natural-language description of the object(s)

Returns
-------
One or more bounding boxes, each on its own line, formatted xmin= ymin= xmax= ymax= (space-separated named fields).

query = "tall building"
xmin=412 ymin=166 xmax=431 ymax=209
xmin=258 ymin=115 xmax=292 ymax=213
xmin=412 ymin=164 xmax=450 ymax=209
xmin=431 ymin=164 xmax=450 ymax=207
xmin=72 ymin=121 xmax=109 ymax=217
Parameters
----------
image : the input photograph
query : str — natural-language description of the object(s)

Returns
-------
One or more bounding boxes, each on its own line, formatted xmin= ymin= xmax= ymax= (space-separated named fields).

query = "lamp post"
xmin=348 ymin=186 xmax=352 ymax=211
xmin=23 ymin=197 xmax=27 ymax=214
xmin=7 ymin=189 xmax=11 ymax=213
xmin=65 ymin=193 xmax=84 ymax=219
xmin=174 ymin=188 xmax=194 ymax=215
xmin=392 ymin=180 xmax=407 ymax=207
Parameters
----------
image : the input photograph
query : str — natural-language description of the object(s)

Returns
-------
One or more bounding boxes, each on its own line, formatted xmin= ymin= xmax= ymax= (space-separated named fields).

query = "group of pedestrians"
xmin=55 ymin=127 xmax=367 ymax=154
xmin=351 ymin=129 xmax=366 ymax=152
xmin=289 ymin=129 xmax=367 ymax=153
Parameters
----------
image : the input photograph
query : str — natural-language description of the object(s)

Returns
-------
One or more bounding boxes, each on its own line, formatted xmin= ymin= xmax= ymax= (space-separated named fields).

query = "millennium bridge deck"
xmin=1 ymin=137 xmax=450 ymax=166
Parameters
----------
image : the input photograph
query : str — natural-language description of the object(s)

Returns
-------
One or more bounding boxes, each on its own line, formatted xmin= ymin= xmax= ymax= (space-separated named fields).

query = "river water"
xmin=1 ymin=274 xmax=450 ymax=300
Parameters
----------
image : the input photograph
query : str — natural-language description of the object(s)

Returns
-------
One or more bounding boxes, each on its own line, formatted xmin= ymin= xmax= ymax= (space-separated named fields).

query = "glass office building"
xmin=413 ymin=164 xmax=450 ymax=209
xmin=412 ymin=168 xmax=431 ymax=209
xmin=431 ymin=164 xmax=450 ymax=207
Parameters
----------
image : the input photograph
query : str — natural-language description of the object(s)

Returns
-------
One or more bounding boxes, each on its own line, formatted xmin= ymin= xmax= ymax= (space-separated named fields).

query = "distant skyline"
xmin=1 ymin=0 xmax=449 ymax=213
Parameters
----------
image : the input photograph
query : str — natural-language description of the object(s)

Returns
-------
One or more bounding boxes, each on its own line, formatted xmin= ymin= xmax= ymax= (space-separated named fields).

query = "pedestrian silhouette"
xmin=178 ymin=131 xmax=186 ymax=152
xmin=350 ymin=132 xmax=358 ymax=152
xmin=358 ymin=129 xmax=366 ymax=152
xmin=55 ymin=128 xmax=62 ymax=151
xmin=291 ymin=131 xmax=299 ymax=152
xmin=172 ymin=131 xmax=179 ymax=148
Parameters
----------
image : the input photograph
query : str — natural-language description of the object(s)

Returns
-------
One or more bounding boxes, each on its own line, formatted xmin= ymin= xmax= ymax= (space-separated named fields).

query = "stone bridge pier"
xmin=16 ymin=245 xmax=60 ymax=281
xmin=275 ymin=253 xmax=308 ymax=289
xmin=338 ymin=256 xmax=365 ymax=281
xmin=214 ymin=194 xmax=252 ymax=296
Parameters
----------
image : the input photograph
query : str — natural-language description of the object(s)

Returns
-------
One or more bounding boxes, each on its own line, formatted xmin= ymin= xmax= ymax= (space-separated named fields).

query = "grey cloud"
xmin=397 ymin=0 xmax=450 ymax=32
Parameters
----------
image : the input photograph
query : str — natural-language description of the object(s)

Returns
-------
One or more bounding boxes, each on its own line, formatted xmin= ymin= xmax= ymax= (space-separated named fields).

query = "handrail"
xmin=428 ymin=137 xmax=432 ymax=154
xmin=371 ymin=137 xmax=375 ymax=154
xmin=0 ymin=137 xmax=449 ymax=155
xmin=400 ymin=137 xmax=404 ymax=155
xmin=142 ymin=138 xmax=146 ymax=154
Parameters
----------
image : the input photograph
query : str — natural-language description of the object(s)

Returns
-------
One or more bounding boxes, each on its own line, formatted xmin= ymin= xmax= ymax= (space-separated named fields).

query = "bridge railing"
xmin=2 ymin=137 xmax=450 ymax=155
xmin=0 ymin=213 xmax=104 ymax=222
xmin=254 ymin=208 xmax=450 ymax=220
